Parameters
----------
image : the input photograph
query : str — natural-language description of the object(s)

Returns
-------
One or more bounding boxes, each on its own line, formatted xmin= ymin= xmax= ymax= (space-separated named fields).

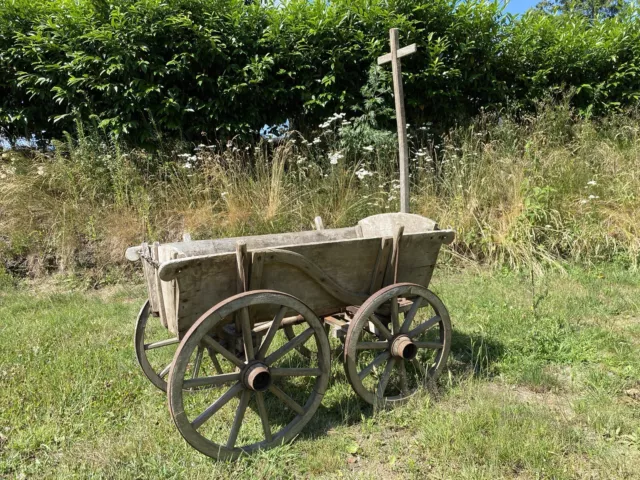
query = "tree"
xmin=536 ymin=0 xmax=629 ymax=18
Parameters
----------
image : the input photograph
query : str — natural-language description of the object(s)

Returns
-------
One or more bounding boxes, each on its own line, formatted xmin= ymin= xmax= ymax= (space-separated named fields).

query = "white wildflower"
xmin=221 ymin=192 xmax=228 ymax=198
xmin=587 ymin=180 xmax=597 ymax=186
xmin=0 ymin=173 xmax=6 ymax=180
xmin=37 ymin=166 xmax=45 ymax=176
xmin=328 ymin=151 xmax=344 ymax=165
xmin=342 ymin=121 xmax=352 ymax=126
xmin=355 ymin=168 xmax=373 ymax=180
xmin=177 ymin=153 xmax=190 ymax=158
xmin=363 ymin=145 xmax=374 ymax=152
xmin=226 ymin=140 xmax=233 ymax=148
xmin=580 ymin=199 xmax=588 ymax=204
xmin=588 ymin=194 xmax=599 ymax=200
xmin=313 ymin=137 xmax=321 ymax=145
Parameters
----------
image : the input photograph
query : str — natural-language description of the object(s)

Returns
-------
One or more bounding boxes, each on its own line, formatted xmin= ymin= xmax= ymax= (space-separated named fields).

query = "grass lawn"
xmin=1 ymin=265 xmax=639 ymax=479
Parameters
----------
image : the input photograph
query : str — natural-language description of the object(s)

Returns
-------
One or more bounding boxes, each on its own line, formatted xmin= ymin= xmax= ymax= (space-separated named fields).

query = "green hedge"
xmin=1 ymin=0 xmax=639 ymax=146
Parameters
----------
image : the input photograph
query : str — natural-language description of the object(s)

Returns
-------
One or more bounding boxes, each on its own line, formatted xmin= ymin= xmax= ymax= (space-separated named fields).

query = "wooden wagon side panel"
xmin=139 ymin=243 xmax=160 ymax=316
xmin=254 ymin=237 xmax=384 ymax=316
xmin=387 ymin=231 xmax=454 ymax=287
xmin=170 ymin=253 xmax=239 ymax=335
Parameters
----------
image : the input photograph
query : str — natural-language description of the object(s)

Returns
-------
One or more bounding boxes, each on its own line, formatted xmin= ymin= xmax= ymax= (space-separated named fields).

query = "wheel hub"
xmin=390 ymin=335 xmax=417 ymax=360
xmin=243 ymin=362 xmax=272 ymax=392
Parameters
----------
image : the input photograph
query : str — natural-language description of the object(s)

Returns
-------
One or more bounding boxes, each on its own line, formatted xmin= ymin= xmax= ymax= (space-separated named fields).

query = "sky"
xmin=502 ymin=0 xmax=540 ymax=14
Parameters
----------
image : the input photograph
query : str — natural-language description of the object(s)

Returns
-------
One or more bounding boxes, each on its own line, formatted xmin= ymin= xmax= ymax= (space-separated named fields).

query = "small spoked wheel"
xmin=134 ymin=300 xmax=180 ymax=392
xmin=344 ymin=283 xmax=451 ymax=407
xmin=168 ymin=290 xmax=331 ymax=460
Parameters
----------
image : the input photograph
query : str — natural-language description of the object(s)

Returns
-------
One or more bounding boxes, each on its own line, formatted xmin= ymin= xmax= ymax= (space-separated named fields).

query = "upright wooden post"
xmin=378 ymin=28 xmax=416 ymax=213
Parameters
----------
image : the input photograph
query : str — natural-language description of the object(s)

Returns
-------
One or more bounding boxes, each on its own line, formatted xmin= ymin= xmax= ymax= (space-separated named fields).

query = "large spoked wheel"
xmin=134 ymin=300 xmax=180 ymax=392
xmin=344 ymin=283 xmax=451 ymax=407
xmin=168 ymin=290 xmax=331 ymax=460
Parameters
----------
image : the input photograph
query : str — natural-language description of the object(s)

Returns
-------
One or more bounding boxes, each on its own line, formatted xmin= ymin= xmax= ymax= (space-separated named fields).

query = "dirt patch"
xmin=482 ymin=381 xmax=576 ymax=421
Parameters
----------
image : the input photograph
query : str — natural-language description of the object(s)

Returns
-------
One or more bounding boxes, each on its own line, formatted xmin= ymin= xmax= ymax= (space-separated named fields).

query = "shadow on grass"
xmin=289 ymin=329 xmax=505 ymax=442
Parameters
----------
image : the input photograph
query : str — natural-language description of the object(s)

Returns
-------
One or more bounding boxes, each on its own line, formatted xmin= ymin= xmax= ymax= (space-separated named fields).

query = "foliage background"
xmin=1 ymin=0 xmax=639 ymax=146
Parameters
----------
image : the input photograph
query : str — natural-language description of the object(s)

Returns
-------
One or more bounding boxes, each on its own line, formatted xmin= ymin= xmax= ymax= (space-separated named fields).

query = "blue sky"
xmin=502 ymin=0 xmax=539 ymax=14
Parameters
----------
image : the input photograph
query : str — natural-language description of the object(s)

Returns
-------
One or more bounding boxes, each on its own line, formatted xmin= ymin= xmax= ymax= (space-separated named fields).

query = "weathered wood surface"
xmin=162 ymin=226 xmax=359 ymax=257
xmin=358 ymin=212 xmax=438 ymax=238
xmin=159 ymin=230 xmax=452 ymax=334
xmin=377 ymin=28 xmax=416 ymax=213
xmin=126 ymin=213 xmax=453 ymax=335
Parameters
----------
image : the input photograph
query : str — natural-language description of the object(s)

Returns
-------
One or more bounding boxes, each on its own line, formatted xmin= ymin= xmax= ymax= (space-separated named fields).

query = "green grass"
xmin=1 ymin=266 xmax=639 ymax=479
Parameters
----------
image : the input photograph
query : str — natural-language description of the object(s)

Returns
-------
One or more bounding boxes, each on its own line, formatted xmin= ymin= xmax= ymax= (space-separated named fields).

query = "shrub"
xmin=1 ymin=0 xmax=639 ymax=147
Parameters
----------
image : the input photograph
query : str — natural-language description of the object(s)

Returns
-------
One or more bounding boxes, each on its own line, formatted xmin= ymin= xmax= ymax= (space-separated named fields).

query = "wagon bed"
xmin=127 ymin=213 xmax=453 ymax=335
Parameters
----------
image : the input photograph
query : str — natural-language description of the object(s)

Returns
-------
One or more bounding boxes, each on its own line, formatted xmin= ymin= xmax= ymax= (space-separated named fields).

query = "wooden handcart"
xmin=126 ymin=212 xmax=454 ymax=460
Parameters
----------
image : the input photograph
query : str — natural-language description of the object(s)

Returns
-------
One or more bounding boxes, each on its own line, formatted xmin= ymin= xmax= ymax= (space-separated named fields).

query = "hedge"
xmin=0 ymin=0 xmax=638 ymax=146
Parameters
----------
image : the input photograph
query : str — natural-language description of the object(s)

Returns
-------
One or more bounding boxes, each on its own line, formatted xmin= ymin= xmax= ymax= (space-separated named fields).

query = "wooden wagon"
xmin=126 ymin=212 xmax=454 ymax=460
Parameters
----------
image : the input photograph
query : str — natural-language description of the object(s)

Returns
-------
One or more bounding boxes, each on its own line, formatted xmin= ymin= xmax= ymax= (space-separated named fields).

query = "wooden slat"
xmin=249 ymin=251 xmax=264 ymax=290
xmin=369 ymin=237 xmax=392 ymax=294
xmin=377 ymin=43 xmax=417 ymax=65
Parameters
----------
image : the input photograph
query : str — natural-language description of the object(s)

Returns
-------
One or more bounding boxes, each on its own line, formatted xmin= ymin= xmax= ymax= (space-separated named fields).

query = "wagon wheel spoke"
xmin=227 ymin=389 xmax=251 ymax=449
xmin=144 ymin=337 xmax=180 ymax=350
xmin=368 ymin=315 xmax=392 ymax=340
xmin=356 ymin=341 xmax=389 ymax=350
xmin=408 ymin=315 xmax=441 ymax=339
xmin=268 ymin=385 xmax=305 ymax=415
xmin=398 ymin=360 xmax=410 ymax=396
xmin=202 ymin=335 xmax=245 ymax=368
xmin=358 ymin=351 xmax=391 ymax=381
xmin=376 ymin=358 xmax=397 ymax=399
xmin=255 ymin=391 xmax=272 ymax=443
xmin=257 ymin=306 xmax=287 ymax=361
xmin=270 ymin=368 xmax=322 ymax=377
xmin=183 ymin=372 xmax=240 ymax=389
xmin=264 ymin=327 xmax=314 ymax=366
xmin=390 ymin=296 xmax=400 ymax=334
xmin=192 ymin=346 xmax=204 ymax=379
xmin=159 ymin=363 xmax=171 ymax=379
xmin=240 ymin=307 xmax=254 ymax=362
xmin=400 ymin=297 xmax=423 ymax=333
xmin=207 ymin=348 xmax=224 ymax=374
xmin=192 ymin=382 xmax=244 ymax=430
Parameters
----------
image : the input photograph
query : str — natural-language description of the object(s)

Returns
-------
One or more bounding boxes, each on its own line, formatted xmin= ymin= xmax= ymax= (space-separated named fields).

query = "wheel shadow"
xmin=291 ymin=329 xmax=505 ymax=442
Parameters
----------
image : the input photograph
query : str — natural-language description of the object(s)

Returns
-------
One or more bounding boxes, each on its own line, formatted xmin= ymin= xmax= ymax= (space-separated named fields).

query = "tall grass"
xmin=1 ymin=100 xmax=639 ymax=279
